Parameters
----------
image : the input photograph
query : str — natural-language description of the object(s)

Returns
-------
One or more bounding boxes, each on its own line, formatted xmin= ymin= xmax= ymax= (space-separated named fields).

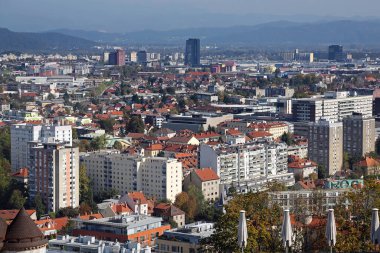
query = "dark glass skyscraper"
xmin=185 ymin=38 xmax=200 ymax=67
xmin=328 ymin=45 xmax=344 ymax=62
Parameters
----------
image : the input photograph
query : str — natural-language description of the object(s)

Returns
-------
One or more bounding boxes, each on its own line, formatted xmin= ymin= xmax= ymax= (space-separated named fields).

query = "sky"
xmin=0 ymin=0 xmax=379 ymax=32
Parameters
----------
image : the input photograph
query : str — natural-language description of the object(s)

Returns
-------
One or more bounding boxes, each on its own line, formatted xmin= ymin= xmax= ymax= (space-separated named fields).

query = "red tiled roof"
xmin=145 ymin=144 xmax=163 ymax=151
xmin=11 ymin=168 xmax=28 ymax=178
xmin=193 ymin=132 xmax=220 ymax=140
xmin=247 ymin=131 xmax=272 ymax=138
xmin=128 ymin=192 xmax=148 ymax=205
xmin=79 ymin=213 xmax=103 ymax=220
xmin=226 ymin=129 xmax=243 ymax=136
xmin=111 ymin=204 xmax=133 ymax=214
xmin=194 ymin=168 xmax=219 ymax=182
xmin=355 ymin=156 xmax=380 ymax=167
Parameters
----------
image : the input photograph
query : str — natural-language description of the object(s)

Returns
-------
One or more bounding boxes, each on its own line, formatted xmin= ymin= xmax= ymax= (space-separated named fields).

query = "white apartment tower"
xmin=11 ymin=124 xmax=72 ymax=171
xmin=81 ymin=152 xmax=183 ymax=202
xmin=28 ymin=141 xmax=79 ymax=212
xmin=199 ymin=142 xmax=289 ymax=185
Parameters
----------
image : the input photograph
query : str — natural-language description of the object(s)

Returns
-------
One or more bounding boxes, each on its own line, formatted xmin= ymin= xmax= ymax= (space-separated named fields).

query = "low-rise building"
xmin=154 ymin=203 xmax=186 ymax=228
xmin=72 ymin=214 xmax=170 ymax=246
xmin=184 ymin=168 xmax=220 ymax=201
xmin=156 ymin=222 xmax=215 ymax=253
xmin=49 ymin=235 xmax=152 ymax=253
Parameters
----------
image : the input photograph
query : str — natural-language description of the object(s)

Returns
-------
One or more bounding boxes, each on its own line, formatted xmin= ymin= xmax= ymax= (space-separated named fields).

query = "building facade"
xmin=308 ymin=119 xmax=343 ymax=176
xmin=292 ymin=93 xmax=373 ymax=123
xmin=343 ymin=113 xmax=375 ymax=158
xmin=199 ymin=142 xmax=289 ymax=185
xmin=185 ymin=39 xmax=200 ymax=67
xmin=81 ymin=152 xmax=182 ymax=202
xmin=28 ymin=142 xmax=79 ymax=213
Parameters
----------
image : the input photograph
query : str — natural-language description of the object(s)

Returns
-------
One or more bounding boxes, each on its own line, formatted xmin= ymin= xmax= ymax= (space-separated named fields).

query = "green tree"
xmin=7 ymin=190 xmax=26 ymax=209
xmin=113 ymin=141 xmax=123 ymax=151
xmin=98 ymin=119 xmax=116 ymax=134
xmin=57 ymin=207 xmax=79 ymax=218
xmin=126 ymin=116 xmax=145 ymax=133
xmin=34 ymin=194 xmax=46 ymax=219
xmin=79 ymin=164 xmax=91 ymax=204
xmin=90 ymin=135 xmax=107 ymax=150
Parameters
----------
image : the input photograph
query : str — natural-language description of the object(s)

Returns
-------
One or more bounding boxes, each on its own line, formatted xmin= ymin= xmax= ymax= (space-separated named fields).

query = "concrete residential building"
xmin=292 ymin=92 xmax=373 ymax=123
xmin=81 ymin=152 xmax=183 ymax=202
xmin=28 ymin=141 xmax=79 ymax=212
xmin=11 ymin=124 xmax=72 ymax=171
xmin=343 ymin=113 xmax=375 ymax=158
xmin=199 ymin=142 xmax=290 ymax=186
xmin=308 ymin=119 xmax=343 ymax=176
xmin=184 ymin=168 xmax=220 ymax=201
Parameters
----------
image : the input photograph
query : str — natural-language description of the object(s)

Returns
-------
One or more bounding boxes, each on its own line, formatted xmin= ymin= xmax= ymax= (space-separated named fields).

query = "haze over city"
xmin=1 ymin=0 xmax=380 ymax=32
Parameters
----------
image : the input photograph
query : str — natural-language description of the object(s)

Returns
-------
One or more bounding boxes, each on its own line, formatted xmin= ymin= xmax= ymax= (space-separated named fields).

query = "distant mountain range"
xmin=2 ymin=19 xmax=380 ymax=53
xmin=0 ymin=28 xmax=98 ymax=53
xmin=52 ymin=20 xmax=380 ymax=47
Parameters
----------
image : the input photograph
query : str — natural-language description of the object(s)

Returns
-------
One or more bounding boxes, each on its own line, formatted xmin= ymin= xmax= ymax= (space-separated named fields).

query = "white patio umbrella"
xmin=371 ymin=208 xmax=380 ymax=245
xmin=238 ymin=210 xmax=248 ymax=253
xmin=281 ymin=209 xmax=293 ymax=253
xmin=326 ymin=209 xmax=337 ymax=253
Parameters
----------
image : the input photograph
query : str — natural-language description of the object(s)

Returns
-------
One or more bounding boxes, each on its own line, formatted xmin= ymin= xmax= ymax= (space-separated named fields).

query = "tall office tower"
xmin=328 ymin=45 xmax=344 ymax=62
xmin=308 ymin=119 xmax=343 ymax=176
xmin=11 ymin=124 xmax=72 ymax=172
xmin=129 ymin=51 xmax=137 ymax=62
xmin=81 ymin=153 xmax=183 ymax=202
xmin=103 ymin=52 xmax=110 ymax=64
xmin=137 ymin=50 xmax=148 ymax=64
xmin=116 ymin=49 xmax=125 ymax=66
xmin=108 ymin=51 xmax=117 ymax=65
xmin=185 ymin=38 xmax=200 ymax=67
xmin=108 ymin=49 xmax=125 ymax=66
xmin=343 ymin=113 xmax=375 ymax=158
xmin=28 ymin=142 xmax=79 ymax=212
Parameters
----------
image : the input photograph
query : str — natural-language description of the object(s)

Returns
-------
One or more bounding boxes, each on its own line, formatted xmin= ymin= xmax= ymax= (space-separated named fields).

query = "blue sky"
xmin=0 ymin=0 xmax=379 ymax=32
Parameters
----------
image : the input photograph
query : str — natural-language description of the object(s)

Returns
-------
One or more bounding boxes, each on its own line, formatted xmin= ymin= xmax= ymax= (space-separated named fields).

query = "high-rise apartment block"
xmin=80 ymin=152 xmax=183 ymax=202
xmin=11 ymin=124 xmax=72 ymax=172
xmin=308 ymin=119 xmax=343 ymax=176
xmin=343 ymin=113 xmax=375 ymax=158
xmin=28 ymin=142 xmax=79 ymax=212
xmin=199 ymin=142 xmax=290 ymax=185
xmin=292 ymin=92 xmax=372 ymax=123
xmin=109 ymin=49 xmax=125 ymax=66
xmin=185 ymin=38 xmax=200 ymax=67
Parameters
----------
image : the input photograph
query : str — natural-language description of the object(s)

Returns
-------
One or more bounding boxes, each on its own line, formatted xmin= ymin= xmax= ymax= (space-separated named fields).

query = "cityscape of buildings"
xmin=1 ymin=14 xmax=380 ymax=251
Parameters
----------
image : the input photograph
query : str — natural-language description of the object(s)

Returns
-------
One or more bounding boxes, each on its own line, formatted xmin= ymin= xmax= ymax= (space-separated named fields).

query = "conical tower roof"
xmin=3 ymin=207 xmax=48 ymax=251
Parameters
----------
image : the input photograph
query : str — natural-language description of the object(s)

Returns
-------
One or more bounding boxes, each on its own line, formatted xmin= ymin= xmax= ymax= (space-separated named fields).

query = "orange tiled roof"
xmin=193 ymin=132 xmax=220 ymax=140
xmin=247 ymin=131 xmax=272 ymax=138
xmin=355 ymin=156 xmax=380 ymax=168
xmin=194 ymin=168 xmax=219 ymax=182
xmin=111 ymin=203 xmax=133 ymax=214
xmin=128 ymin=192 xmax=148 ymax=205
xmin=11 ymin=168 xmax=28 ymax=178
xmin=145 ymin=144 xmax=163 ymax=151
